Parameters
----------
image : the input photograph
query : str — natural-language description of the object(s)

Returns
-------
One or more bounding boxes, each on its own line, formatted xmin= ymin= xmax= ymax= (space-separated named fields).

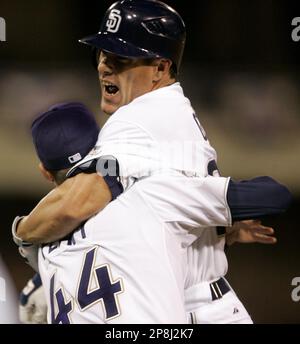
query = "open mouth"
xmin=103 ymin=82 xmax=119 ymax=96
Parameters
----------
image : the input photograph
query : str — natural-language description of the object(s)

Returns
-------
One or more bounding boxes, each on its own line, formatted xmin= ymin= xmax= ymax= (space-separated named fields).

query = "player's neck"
xmin=152 ymin=76 xmax=176 ymax=91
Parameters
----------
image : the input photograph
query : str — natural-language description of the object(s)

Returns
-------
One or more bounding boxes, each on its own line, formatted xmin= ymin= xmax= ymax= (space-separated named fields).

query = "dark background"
xmin=0 ymin=0 xmax=299 ymax=323
xmin=1 ymin=0 xmax=300 ymax=67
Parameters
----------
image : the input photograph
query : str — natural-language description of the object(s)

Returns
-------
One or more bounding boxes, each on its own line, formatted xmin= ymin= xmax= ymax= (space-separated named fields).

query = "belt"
xmin=209 ymin=277 xmax=230 ymax=301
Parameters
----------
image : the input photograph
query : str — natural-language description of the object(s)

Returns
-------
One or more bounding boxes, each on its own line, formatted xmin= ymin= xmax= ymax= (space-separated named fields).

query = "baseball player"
xmin=15 ymin=102 xmax=280 ymax=324
xmin=15 ymin=102 xmax=248 ymax=323
xmin=15 ymin=0 xmax=292 ymax=324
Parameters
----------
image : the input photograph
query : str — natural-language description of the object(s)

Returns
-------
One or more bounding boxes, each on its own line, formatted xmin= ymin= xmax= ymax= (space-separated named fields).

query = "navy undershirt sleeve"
xmin=67 ymin=158 xmax=123 ymax=201
xmin=227 ymin=176 xmax=292 ymax=221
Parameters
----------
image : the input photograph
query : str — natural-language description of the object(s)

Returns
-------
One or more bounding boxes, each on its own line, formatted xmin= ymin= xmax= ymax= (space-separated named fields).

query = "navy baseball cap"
xmin=31 ymin=102 xmax=100 ymax=171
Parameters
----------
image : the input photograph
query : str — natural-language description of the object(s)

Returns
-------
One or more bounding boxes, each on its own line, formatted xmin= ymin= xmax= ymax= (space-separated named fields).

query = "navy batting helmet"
xmin=79 ymin=0 xmax=186 ymax=73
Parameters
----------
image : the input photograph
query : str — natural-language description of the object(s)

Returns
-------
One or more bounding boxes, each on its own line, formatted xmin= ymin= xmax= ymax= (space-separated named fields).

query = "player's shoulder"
xmin=132 ymin=82 xmax=191 ymax=111
xmin=104 ymin=83 xmax=193 ymax=129
xmin=98 ymin=82 xmax=211 ymax=147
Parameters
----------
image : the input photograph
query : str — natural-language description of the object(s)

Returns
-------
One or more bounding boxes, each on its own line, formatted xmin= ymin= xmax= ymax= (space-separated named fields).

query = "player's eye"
xmin=116 ymin=57 xmax=130 ymax=64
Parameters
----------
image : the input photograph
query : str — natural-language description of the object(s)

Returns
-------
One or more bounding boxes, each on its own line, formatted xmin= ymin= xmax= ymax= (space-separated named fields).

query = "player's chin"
xmin=101 ymin=100 xmax=120 ymax=116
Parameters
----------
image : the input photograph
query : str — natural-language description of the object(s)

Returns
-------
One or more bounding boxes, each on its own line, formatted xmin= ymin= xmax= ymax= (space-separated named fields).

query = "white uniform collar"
xmin=130 ymin=82 xmax=184 ymax=105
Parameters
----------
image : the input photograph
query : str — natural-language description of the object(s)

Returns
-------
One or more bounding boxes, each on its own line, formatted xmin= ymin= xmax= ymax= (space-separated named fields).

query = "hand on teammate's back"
xmin=226 ymin=220 xmax=276 ymax=246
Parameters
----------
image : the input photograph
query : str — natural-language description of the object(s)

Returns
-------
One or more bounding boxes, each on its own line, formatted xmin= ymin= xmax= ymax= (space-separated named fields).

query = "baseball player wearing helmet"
xmin=15 ymin=0 xmax=292 ymax=324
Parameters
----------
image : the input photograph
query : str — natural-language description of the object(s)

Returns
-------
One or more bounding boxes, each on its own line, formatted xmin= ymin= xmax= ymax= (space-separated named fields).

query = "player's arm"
xmin=139 ymin=173 xmax=292 ymax=228
xmin=227 ymin=176 xmax=292 ymax=220
xmin=16 ymin=172 xmax=113 ymax=244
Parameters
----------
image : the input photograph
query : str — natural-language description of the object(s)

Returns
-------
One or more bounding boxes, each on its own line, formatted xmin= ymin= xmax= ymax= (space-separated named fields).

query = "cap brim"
xmin=79 ymin=32 xmax=161 ymax=59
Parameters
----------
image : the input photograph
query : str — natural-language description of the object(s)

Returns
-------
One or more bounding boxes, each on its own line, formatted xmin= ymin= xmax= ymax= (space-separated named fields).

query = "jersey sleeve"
xmin=67 ymin=120 xmax=160 ymax=190
xmin=136 ymin=173 xmax=232 ymax=228
xmin=134 ymin=174 xmax=292 ymax=229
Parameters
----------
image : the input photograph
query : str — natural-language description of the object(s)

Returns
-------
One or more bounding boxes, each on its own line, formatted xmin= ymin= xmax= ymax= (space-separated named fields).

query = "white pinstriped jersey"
xmin=38 ymin=174 xmax=231 ymax=323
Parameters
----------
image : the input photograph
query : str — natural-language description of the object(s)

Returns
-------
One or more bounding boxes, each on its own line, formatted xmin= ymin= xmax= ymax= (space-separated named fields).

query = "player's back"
xmin=38 ymin=179 xmax=191 ymax=324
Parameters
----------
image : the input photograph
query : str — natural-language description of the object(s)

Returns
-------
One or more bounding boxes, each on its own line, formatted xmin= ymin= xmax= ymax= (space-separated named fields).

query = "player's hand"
xmin=226 ymin=220 xmax=276 ymax=246
xmin=12 ymin=216 xmax=39 ymax=272
xmin=19 ymin=274 xmax=47 ymax=324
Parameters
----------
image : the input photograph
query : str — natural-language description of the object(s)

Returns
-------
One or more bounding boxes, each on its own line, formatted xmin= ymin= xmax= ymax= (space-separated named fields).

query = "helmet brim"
xmin=79 ymin=32 xmax=161 ymax=60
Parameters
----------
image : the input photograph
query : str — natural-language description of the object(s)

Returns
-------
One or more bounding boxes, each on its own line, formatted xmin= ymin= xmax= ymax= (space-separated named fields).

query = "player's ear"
xmin=38 ymin=162 xmax=55 ymax=183
xmin=153 ymin=59 xmax=172 ymax=82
